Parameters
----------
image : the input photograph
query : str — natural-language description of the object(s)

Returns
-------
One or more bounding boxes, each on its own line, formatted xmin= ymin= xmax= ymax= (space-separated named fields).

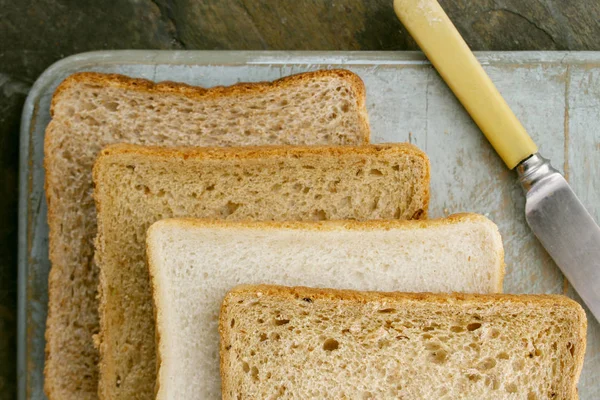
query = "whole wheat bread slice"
xmin=221 ymin=285 xmax=587 ymax=400
xmin=43 ymin=69 xmax=369 ymax=399
xmin=147 ymin=214 xmax=505 ymax=399
xmin=93 ymin=143 xmax=430 ymax=399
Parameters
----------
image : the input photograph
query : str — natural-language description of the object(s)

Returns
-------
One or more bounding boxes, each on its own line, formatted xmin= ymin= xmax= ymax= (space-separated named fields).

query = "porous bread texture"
xmin=147 ymin=214 xmax=505 ymax=399
xmin=43 ymin=69 xmax=369 ymax=399
xmin=93 ymin=143 xmax=430 ymax=399
xmin=221 ymin=285 xmax=587 ymax=400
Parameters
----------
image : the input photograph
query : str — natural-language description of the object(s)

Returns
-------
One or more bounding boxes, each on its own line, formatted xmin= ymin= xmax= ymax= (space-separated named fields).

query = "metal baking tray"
xmin=19 ymin=50 xmax=600 ymax=399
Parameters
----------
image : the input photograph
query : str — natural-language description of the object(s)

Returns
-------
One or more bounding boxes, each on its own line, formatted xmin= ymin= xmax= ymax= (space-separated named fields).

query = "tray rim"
xmin=18 ymin=49 xmax=600 ymax=399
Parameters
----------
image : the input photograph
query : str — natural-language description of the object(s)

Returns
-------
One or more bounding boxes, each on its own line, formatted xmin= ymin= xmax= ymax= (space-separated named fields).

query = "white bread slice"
xmin=43 ymin=69 xmax=369 ymax=399
xmin=93 ymin=143 xmax=430 ymax=399
xmin=220 ymin=285 xmax=587 ymax=400
xmin=147 ymin=214 xmax=505 ymax=399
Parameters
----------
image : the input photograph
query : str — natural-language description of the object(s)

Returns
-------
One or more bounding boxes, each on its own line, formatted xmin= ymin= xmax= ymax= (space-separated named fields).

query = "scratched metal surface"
xmin=19 ymin=51 xmax=600 ymax=399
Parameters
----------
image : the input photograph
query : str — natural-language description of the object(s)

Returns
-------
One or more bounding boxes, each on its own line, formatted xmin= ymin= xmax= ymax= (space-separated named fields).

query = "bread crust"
xmin=220 ymin=285 xmax=587 ymax=399
xmin=44 ymin=68 xmax=370 ymax=399
xmin=96 ymin=141 xmax=426 ymax=162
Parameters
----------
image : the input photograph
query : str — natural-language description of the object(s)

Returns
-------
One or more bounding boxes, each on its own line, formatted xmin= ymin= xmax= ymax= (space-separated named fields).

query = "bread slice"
xmin=147 ymin=214 xmax=505 ymax=399
xmin=43 ymin=69 xmax=369 ymax=399
xmin=221 ymin=285 xmax=587 ymax=400
xmin=93 ymin=142 xmax=429 ymax=399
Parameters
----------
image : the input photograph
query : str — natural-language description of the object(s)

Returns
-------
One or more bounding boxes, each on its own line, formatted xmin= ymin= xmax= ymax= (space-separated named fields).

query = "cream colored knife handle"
xmin=393 ymin=0 xmax=538 ymax=169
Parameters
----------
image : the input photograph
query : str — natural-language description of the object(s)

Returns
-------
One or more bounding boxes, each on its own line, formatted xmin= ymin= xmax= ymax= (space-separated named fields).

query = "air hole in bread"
xmin=242 ymin=362 xmax=250 ymax=373
xmin=486 ymin=328 xmax=499 ymax=338
xmin=567 ymin=342 xmax=575 ymax=356
xmin=313 ymin=210 xmax=327 ymax=220
xmin=221 ymin=201 xmax=242 ymax=217
xmin=478 ymin=357 xmax=496 ymax=371
xmin=250 ymin=366 xmax=259 ymax=381
xmin=103 ymin=101 xmax=119 ymax=111
xmin=485 ymin=376 xmax=500 ymax=390
xmin=429 ymin=349 xmax=447 ymax=364
xmin=468 ymin=342 xmax=480 ymax=352
xmin=369 ymin=168 xmax=383 ymax=176
xmin=274 ymin=318 xmax=290 ymax=326
xmin=467 ymin=323 xmax=482 ymax=331
xmin=412 ymin=209 xmax=425 ymax=219
xmin=323 ymin=338 xmax=339 ymax=351
xmin=497 ymin=351 xmax=510 ymax=360
xmin=450 ymin=325 xmax=464 ymax=333
xmin=368 ymin=197 xmax=378 ymax=211
xmin=230 ymin=319 xmax=235 ymax=328
xmin=513 ymin=359 xmax=525 ymax=371
xmin=425 ymin=342 xmax=440 ymax=351
xmin=505 ymin=382 xmax=518 ymax=393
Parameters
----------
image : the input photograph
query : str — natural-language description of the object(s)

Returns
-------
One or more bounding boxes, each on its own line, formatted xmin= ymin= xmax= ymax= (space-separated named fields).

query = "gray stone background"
xmin=2 ymin=0 xmax=600 ymax=398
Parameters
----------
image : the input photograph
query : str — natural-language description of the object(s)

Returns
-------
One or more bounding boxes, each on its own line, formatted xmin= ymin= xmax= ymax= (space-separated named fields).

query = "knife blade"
xmin=394 ymin=0 xmax=600 ymax=322
xmin=519 ymin=154 xmax=600 ymax=321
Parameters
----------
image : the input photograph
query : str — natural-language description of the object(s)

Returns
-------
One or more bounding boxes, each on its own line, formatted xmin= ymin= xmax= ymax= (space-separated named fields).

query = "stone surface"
xmin=2 ymin=0 xmax=600 ymax=398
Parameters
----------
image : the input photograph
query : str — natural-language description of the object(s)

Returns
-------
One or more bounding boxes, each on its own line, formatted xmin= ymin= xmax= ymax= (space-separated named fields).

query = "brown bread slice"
xmin=93 ymin=143 xmax=430 ymax=399
xmin=43 ymin=69 xmax=369 ymax=399
xmin=221 ymin=285 xmax=587 ymax=400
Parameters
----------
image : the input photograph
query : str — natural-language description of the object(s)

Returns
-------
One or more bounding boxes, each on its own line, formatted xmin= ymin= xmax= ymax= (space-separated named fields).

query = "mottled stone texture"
xmin=1 ymin=0 xmax=600 ymax=398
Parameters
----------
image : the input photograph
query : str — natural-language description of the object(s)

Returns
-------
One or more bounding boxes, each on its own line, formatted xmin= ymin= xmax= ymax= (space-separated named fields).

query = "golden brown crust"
xmin=50 ymin=69 xmax=370 ymax=145
xmin=96 ymin=142 xmax=426 ymax=162
xmin=148 ymin=212 xmax=494 ymax=235
xmin=223 ymin=284 xmax=586 ymax=313
xmin=220 ymin=285 xmax=586 ymax=399
xmin=219 ymin=296 xmax=231 ymax=399
xmin=146 ymin=232 xmax=163 ymax=399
